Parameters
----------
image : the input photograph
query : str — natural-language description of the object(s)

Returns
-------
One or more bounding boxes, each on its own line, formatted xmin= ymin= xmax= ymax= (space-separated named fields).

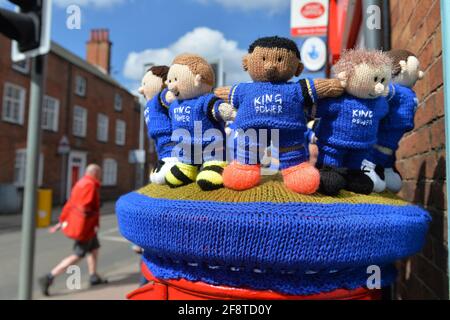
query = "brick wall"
xmin=0 ymin=34 xmax=149 ymax=205
xmin=390 ymin=0 xmax=448 ymax=299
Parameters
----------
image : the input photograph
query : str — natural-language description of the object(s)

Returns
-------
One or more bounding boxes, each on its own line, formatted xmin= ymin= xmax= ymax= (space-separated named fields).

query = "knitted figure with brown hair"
xmin=139 ymin=66 xmax=178 ymax=185
xmin=217 ymin=36 xmax=344 ymax=195
xmin=164 ymin=54 xmax=235 ymax=191
xmin=364 ymin=49 xmax=424 ymax=193
xmin=315 ymin=49 xmax=393 ymax=196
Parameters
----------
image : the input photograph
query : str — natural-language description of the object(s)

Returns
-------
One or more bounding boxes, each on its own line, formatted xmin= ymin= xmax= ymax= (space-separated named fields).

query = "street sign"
xmin=291 ymin=0 xmax=329 ymax=37
xmin=0 ymin=0 xmax=53 ymax=62
xmin=300 ymin=37 xmax=327 ymax=72
xmin=57 ymin=135 xmax=71 ymax=155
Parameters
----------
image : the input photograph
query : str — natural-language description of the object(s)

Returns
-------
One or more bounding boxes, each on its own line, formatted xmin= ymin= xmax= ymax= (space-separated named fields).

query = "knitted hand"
xmin=314 ymin=78 xmax=345 ymax=99
xmin=218 ymin=103 xmax=237 ymax=122
xmin=387 ymin=49 xmax=424 ymax=88
xmin=214 ymin=86 xmax=232 ymax=103
xmin=165 ymin=90 xmax=176 ymax=104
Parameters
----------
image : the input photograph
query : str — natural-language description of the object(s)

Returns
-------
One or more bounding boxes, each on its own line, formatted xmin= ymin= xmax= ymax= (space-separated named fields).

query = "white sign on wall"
xmin=291 ymin=0 xmax=329 ymax=37
xmin=301 ymin=37 xmax=327 ymax=72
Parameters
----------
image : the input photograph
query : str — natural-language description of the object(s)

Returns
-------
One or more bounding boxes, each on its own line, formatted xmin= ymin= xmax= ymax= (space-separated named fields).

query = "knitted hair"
xmin=333 ymin=49 xmax=393 ymax=79
xmin=149 ymin=65 xmax=169 ymax=88
xmin=172 ymin=54 xmax=215 ymax=86
xmin=249 ymin=36 xmax=300 ymax=59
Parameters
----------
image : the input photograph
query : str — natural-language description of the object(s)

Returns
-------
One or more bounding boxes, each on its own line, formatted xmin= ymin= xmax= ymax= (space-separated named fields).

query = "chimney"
xmin=86 ymin=29 xmax=112 ymax=74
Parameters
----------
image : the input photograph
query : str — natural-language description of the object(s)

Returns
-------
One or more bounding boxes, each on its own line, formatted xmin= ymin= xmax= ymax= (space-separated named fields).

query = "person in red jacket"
xmin=39 ymin=164 xmax=107 ymax=296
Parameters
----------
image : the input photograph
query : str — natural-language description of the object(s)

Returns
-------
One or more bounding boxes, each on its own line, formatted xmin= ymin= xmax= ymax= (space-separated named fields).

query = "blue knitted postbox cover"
xmin=116 ymin=178 xmax=430 ymax=295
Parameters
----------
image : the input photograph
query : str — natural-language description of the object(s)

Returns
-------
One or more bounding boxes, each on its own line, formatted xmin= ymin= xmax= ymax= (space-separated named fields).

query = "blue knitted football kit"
xmin=368 ymin=84 xmax=418 ymax=167
xmin=169 ymin=93 xmax=226 ymax=164
xmin=316 ymin=94 xmax=389 ymax=169
xmin=144 ymin=89 xmax=173 ymax=159
xmin=229 ymin=79 xmax=318 ymax=170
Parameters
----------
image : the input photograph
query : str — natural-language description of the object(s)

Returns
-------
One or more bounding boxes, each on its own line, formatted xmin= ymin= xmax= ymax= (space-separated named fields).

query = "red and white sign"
xmin=291 ymin=0 xmax=329 ymax=37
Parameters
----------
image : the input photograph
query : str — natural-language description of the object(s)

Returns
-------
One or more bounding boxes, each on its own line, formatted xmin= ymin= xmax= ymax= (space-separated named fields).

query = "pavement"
xmin=0 ymin=201 xmax=142 ymax=300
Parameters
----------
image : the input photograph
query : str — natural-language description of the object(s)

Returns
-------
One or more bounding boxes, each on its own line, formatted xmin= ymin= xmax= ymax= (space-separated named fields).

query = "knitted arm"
xmin=313 ymin=78 xmax=345 ymax=99
xmin=204 ymin=95 xmax=227 ymax=124
xmin=208 ymin=84 xmax=240 ymax=122
xmin=214 ymin=86 xmax=232 ymax=103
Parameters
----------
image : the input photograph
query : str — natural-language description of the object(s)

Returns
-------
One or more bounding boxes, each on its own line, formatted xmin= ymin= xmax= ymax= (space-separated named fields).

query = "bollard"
xmin=36 ymin=189 xmax=52 ymax=228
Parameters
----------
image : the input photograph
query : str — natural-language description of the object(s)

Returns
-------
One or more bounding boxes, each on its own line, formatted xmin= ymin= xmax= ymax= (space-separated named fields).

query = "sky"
xmin=1 ymin=0 xmax=325 ymax=93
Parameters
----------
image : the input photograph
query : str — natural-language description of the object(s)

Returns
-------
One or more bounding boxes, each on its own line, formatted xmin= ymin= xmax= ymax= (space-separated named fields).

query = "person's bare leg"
xmin=86 ymin=249 xmax=98 ymax=276
xmin=50 ymin=254 xmax=82 ymax=277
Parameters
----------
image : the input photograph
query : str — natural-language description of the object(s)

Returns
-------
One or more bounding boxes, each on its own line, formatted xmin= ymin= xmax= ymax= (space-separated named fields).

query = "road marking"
xmin=99 ymin=235 xmax=129 ymax=243
xmin=98 ymin=227 xmax=119 ymax=236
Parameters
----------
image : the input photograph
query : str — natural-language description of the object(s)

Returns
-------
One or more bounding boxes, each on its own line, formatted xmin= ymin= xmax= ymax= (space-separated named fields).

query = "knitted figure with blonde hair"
xmin=315 ymin=49 xmax=392 ymax=196
xmin=364 ymin=49 xmax=424 ymax=193
xmin=164 ymin=54 xmax=235 ymax=191
xmin=139 ymin=66 xmax=177 ymax=185
xmin=216 ymin=36 xmax=344 ymax=195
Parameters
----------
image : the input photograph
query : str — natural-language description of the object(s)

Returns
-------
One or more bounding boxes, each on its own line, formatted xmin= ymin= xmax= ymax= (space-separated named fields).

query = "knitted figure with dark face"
xmin=139 ymin=66 xmax=177 ymax=185
xmin=315 ymin=49 xmax=392 ymax=196
xmin=216 ymin=36 xmax=344 ymax=194
xmin=164 ymin=54 xmax=235 ymax=191
xmin=364 ymin=49 xmax=424 ymax=193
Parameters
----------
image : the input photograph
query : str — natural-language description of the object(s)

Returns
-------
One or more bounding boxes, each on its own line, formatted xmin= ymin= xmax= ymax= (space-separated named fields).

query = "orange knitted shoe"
xmin=282 ymin=162 xmax=320 ymax=195
xmin=223 ymin=162 xmax=261 ymax=191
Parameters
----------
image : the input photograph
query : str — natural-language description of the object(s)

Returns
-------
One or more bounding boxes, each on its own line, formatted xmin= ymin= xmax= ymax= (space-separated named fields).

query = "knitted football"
xmin=116 ymin=177 xmax=430 ymax=295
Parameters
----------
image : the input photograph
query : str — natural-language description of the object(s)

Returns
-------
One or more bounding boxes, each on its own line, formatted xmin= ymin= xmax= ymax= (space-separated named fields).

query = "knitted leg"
xmin=385 ymin=167 xmax=403 ymax=193
xmin=150 ymin=157 xmax=178 ymax=185
xmin=361 ymin=159 xmax=386 ymax=193
xmin=282 ymin=162 xmax=320 ymax=195
xmin=196 ymin=161 xmax=227 ymax=191
xmin=317 ymin=144 xmax=347 ymax=196
xmin=165 ymin=162 xmax=198 ymax=188
xmin=223 ymin=162 xmax=261 ymax=191
xmin=345 ymin=150 xmax=374 ymax=195
xmin=224 ymin=129 xmax=263 ymax=191
xmin=279 ymin=145 xmax=320 ymax=195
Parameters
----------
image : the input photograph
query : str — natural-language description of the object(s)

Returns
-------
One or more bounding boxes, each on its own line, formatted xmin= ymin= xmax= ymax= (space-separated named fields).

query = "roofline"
xmin=50 ymin=41 xmax=134 ymax=96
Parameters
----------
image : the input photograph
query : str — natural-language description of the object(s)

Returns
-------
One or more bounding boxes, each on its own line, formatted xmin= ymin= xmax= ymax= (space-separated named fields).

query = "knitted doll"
xmin=315 ymin=49 xmax=392 ymax=196
xmin=164 ymin=54 xmax=235 ymax=191
xmin=215 ymin=36 xmax=344 ymax=195
xmin=139 ymin=66 xmax=177 ymax=185
xmin=364 ymin=49 xmax=424 ymax=193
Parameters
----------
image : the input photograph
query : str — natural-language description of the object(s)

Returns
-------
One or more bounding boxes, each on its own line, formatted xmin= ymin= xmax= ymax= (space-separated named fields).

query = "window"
xmin=2 ymin=83 xmax=26 ymax=125
xmin=75 ymin=75 xmax=87 ymax=96
xmin=12 ymin=59 xmax=30 ymax=74
xmin=14 ymin=149 xmax=44 ymax=187
xmin=73 ymin=106 xmax=87 ymax=137
xmin=42 ymin=96 xmax=59 ymax=132
xmin=114 ymin=93 xmax=123 ymax=112
xmin=102 ymin=158 xmax=117 ymax=186
xmin=97 ymin=113 xmax=109 ymax=142
xmin=115 ymin=120 xmax=126 ymax=146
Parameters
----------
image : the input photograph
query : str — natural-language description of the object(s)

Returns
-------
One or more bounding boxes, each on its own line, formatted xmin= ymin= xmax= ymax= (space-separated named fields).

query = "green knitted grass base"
xmin=138 ymin=175 xmax=408 ymax=206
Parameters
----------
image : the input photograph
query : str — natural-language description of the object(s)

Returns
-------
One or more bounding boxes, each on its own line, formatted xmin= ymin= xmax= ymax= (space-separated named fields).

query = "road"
xmin=0 ymin=203 xmax=141 ymax=300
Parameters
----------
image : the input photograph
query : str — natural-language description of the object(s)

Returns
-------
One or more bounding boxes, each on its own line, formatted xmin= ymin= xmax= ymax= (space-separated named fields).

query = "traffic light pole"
xmin=18 ymin=55 xmax=46 ymax=300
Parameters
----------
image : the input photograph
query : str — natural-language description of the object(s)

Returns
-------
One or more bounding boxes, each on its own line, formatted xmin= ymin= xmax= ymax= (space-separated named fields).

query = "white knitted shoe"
xmin=361 ymin=160 xmax=387 ymax=193
xmin=385 ymin=168 xmax=403 ymax=193
xmin=150 ymin=157 xmax=178 ymax=185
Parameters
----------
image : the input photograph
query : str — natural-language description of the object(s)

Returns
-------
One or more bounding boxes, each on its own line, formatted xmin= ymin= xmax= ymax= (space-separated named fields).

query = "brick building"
xmin=328 ymin=0 xmax=447 ymax=299
xmin=0 ymin=29 xmax=150 ymax=207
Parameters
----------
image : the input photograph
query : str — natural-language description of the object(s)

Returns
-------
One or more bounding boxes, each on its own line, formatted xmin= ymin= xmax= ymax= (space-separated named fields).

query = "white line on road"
xmin=99 ymin=227 xmax=119 ymax=236
xmin=99 ymin=235 xmax=129 ymax=243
